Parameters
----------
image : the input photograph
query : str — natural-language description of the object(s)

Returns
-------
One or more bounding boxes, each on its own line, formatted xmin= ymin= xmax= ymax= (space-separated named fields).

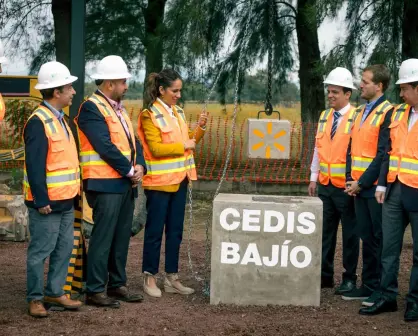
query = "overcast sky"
xmin=2 ymin=5 xmax=349 ymax=83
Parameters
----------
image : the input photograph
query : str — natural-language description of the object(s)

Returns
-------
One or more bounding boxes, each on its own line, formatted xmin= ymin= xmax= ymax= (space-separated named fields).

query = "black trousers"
xmin=85 ymin=188 xmax=134 ymax=293
xmin=354 ymin=194 xmax=382 ymax=290
xmin=142 ymin=179 xmax=188 ymax=275
xmin=318 ymin=183 xmax=359 ymax=282
xmin=380 ymin=181 xmax=418 ymax=303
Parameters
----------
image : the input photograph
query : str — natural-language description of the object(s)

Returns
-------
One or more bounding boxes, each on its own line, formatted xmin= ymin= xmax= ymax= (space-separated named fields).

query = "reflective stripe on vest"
xmin=352 ymin=156 xmax=373 ymax=172
xmin=90 ymin=95 xmax=112 ymax=117
xmin=370 ymin=101 xmax=391 ymax=126
xmin=392 ymin=103 xmax=408 ymax=122
xmin=145 ymin=155 xmax=195 ymax=176
xmin=389 ymin=155 xmax=400 ymax=172
xmin=345 ymin=107 xmax=362 ymax=134
xmin=150 ymin=105 xmax=169 ymax=128
xmin=24 ymin=169 xmax=80 ymax=188
xmin=319 ymin=163 xmax=345 ymax=177
xmin=35 ymin=107 xmax=58 ymax=134
xmin=399 ymin=157 xmax=418 ymax=175
xmin=175 ymin=106 xmax=188 ymax=123
xmin=317 ymin=108 xmax=333 ymax=133
xmin=79 ymin=150 xmax=131 ymax=166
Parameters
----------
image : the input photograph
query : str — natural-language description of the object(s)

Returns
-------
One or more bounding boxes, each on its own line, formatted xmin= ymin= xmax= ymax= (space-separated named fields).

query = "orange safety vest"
xmin=74 ymin=93 xmax=136 ymax=180
xmin=350 ymin=100 xmax=392 ymax=182
xmin=315 ymin=106 xmax=359 ymax=188
xmin=23 ymin=105 xmax=80 ymax=201
xmin=0 ymin=93 xmax=5 ymax=121
xmin=387 ymin=103 xmax=418 ymax=187
xmin=137 ymin=101 xmax=197 ymax=187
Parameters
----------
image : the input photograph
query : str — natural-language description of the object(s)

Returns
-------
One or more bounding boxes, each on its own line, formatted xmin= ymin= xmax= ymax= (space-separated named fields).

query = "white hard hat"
xmin=35 ymin=61 xmax=78 ymax=90
xmin=0 ymin=40 xmax=8 ymax=64
xmin=323 ymin=67 xmax=357 ymax=90
xmin=396 ymin=59 xmax=418 ymax=84
xmin=90 ymin=55 xmax=132 ymax=80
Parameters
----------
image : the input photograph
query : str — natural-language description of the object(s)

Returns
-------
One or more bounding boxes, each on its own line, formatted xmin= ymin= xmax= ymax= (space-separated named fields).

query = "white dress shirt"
xmin=157 ymin=98 xmax=180 ymax=128
xmin=310 ymin=103 xmax=352 ymax=182
xmin=377 ymin=106 xmax=418 ymax=192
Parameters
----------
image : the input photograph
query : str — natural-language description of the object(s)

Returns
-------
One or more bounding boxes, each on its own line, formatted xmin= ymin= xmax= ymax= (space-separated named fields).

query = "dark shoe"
xmin=404 ymin=302 xmax=418 ymax=322
xmin=86 ymin=292 xmax=120 ymax=308
xmin=44 ymin=295 xmax=82 ymax=310
xmin=359 ymin=298 xmax=397 ymax=315
xmin=107 ymin=286 xmax=143 ymax=303
xmin=28 ymin=300 xmax=48 ymax=318
xmin=321 ymin=277 xmax=334 ymax=289
xmin=362 ymin=290 xmax=382 ymax=307
xmin=335 ymin=280 xmax=356 ymax=295
xmin=342 ymin=286 xmax=373 ymax=301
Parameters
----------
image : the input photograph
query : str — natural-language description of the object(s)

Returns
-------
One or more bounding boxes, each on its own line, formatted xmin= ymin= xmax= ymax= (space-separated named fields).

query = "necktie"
xmin=331 ymin=111 xmax=341 ymax=140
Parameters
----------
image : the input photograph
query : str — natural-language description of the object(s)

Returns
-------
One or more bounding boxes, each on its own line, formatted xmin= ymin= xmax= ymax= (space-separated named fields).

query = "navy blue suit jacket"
xmin=23 ymin=103 xmax=75 ymax=212
xmin=345 ymin=95 xmax=393 ymax=198
xmin=77 ymin=90 xmax=145 ymax=196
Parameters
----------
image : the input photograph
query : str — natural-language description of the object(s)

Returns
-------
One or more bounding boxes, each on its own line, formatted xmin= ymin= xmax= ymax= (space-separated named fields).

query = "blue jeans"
xmin=26 ymin=207 xmax=74 ymax=302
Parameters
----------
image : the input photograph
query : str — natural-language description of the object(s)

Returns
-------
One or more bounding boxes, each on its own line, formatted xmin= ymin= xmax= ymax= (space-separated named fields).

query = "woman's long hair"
xmin=143 ymin=69 xmax=182 ymax=108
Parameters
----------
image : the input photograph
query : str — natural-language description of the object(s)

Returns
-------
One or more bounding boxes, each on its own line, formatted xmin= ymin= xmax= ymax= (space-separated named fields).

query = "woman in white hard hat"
xmin=24 ymin=61 xmax=83 ymax=317
xmin=137 ymin=69 xmax=207 ymax=297
xmin=0 ymin=39 xmax=8 ymax=121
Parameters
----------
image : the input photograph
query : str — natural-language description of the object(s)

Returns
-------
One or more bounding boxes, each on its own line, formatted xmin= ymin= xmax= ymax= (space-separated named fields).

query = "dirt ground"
xmin=0 ymin=200 xmax=417 ymax=336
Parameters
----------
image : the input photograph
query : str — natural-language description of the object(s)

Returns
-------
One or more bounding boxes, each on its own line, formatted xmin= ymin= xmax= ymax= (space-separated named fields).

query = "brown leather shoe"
xmin=44 ymin=295 xmax=82 ymax=310
xmin=86 ymin=292 xmax=120 ymax=308
xmin=107 ymin=286 xmax=143 ymax=302
xmin=28 ymin=300 xmax=48 ymax=318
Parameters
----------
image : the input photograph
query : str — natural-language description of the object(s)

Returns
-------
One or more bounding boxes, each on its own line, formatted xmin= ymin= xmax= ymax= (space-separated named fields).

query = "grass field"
xmin=124 ymin=100 xmax=301 ymax=127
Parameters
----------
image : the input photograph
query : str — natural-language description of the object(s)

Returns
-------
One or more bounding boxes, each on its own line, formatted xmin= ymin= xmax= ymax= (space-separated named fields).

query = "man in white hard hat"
xmin=308 ymin=67 xmax=360 ymax=295
xmin=24 ymin=61 xmax=83 ymax=317
xmin=359 ymin=59 xmax=418 ymax=321
xmin=0 ymin=39 xmax=8 ymax=121
xmin=75 ymin=55 xmax=145 ymax=308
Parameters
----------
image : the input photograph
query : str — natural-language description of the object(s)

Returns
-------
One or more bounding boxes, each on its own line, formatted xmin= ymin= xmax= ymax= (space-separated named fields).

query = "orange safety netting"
xmin=0 ymin=108 xmax=317 ymax=184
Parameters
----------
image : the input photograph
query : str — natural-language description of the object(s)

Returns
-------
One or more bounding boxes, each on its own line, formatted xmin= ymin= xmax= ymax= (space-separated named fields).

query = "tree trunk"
xmin=143 ymin=0 xmax=166 ymax=86
xmin=296 ymin=0 xmax=324 ymax=165
xmin=402 ymin=0 xmax=418 ymax=60
xmin=296 ymin=0 xmax=324 ymax=123
xmin=51 ymin=0 xmax=71 ymax=67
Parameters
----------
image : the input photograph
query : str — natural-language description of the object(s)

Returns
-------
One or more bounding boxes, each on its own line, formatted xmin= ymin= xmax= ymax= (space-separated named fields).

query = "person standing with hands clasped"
xmin=24 ymin=61 xmax=82 ymax=317
xmin=137 ymin=69 xmax=207 ymax=298
xmin=343 ymin=65 xmax=393 ymax=307
xmin=308 ymin=67 xmax=360 ymax=294
xmin=359 ymin=59 xmax=418 ymax=321
xmin=76 ymin=55 xmax=146 ymax=308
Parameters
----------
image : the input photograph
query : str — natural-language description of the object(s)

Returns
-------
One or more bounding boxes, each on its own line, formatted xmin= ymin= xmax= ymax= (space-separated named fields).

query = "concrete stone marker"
xmin=247 ymin=119 xmax=291 ymax=159
xmin=210 ymin=194 xmax=323 ymax=306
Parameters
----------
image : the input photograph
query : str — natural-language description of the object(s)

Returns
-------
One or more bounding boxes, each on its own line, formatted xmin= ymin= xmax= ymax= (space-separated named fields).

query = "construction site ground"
xmin=0 ymin=199 xmax=417 ymax=336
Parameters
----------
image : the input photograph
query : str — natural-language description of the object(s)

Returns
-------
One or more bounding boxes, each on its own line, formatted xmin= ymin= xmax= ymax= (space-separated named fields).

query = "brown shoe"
xmin=107 ymin=286 xmax=143 ymax=302
xmin=44 ymin=295 xmax=82 ymax=310
xmin=28 ymin=300 xmax=48 ymax=318
xmin=86 ymin=292 xmax=120 ymax=308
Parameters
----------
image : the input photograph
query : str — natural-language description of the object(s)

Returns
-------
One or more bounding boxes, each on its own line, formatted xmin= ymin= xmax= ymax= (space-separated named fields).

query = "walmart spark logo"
xmin=252 ymin=121 xmax=287 ymax=159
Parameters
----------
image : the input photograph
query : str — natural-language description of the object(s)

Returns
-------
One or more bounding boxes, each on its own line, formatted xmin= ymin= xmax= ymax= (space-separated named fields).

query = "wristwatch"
xmin=357 ymin=181 xmax=363 ymax=190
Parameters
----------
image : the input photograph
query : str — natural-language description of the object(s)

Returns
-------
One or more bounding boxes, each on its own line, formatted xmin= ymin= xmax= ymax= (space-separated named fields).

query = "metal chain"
xmin=265 ymin=0 xmax=274 ymax=115
xmin=184 ymin=0 xmax=242 ymax=284
xmin=201 ymin=0 xmax=255 ymax=296
xmin=184 ymin=0 xmax=254 ymax=295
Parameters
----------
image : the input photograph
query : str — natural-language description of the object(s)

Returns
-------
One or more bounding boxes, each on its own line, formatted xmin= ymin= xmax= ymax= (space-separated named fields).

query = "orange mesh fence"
xmin=1 ymin=106 xmax=317 ymax=184
xmin=185 ymin=113 xmax=317 ymax=184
